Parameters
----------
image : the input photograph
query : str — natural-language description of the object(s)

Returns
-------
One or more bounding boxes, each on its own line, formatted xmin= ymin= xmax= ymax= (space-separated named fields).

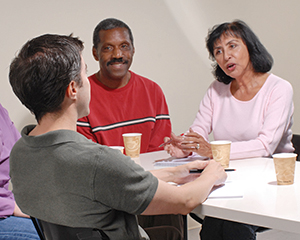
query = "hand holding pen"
xmin=159 ymin=133 xmax=185 ymax=148
xmin=180 ymin=128 xmax=213 ymax=159
xmin=160 ymin=132 xmax=191 ymax=158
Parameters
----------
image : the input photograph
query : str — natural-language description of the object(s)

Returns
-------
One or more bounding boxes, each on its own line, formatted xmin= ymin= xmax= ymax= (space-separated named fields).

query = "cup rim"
xmin=210 ymin=140 xmax=232 ymax=145
xmin=122 ymin=133 xmax=142 ymax=137
xmin=272 ymin=153 xmax=297 ymax=158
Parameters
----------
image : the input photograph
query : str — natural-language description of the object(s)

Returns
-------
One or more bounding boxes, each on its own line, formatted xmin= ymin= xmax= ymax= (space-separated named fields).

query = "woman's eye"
xmin=214 ymin=49 xmax=222 ymax=56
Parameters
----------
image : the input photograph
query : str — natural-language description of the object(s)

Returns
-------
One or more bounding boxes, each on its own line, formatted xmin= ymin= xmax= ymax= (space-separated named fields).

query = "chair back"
xmin=31 ymin=217 xmax=46 ymax=240
xmin=292 ymin=134 xmax=300 ymax=161
xmin=31 ymin=217 xmax=108 ymax=240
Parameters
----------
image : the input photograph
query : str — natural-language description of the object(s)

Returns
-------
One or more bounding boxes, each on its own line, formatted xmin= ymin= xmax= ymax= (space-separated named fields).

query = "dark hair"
xmin=9 ymin=34 xmax=84 ymax=122
xmin=93 ymin=18 xmax=134 ymax=49
xmin=206 ymin=20 xmax=273 ymax=84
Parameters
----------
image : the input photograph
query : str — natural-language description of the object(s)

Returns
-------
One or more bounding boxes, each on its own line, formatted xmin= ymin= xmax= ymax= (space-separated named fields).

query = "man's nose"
xmin=112 ymin=47 xmax=122 ymax=58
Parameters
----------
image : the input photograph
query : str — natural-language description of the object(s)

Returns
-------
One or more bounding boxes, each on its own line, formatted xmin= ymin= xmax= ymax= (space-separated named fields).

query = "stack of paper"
xmin=154 ymin=155 xmax=243 ymax=199
xmin=153 ymin=155 xmax=208 ymax=168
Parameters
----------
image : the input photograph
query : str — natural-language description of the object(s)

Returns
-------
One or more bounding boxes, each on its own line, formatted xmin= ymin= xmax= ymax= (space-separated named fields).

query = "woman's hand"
xmin=179 ymin=128 xmax=213 ymax=158
xmin=164 ymin=132 xmax=190 ymax=158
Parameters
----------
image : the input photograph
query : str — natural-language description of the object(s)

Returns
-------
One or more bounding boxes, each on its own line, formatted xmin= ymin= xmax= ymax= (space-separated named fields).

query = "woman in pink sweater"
xmin=167 ymin=20 xmax=294 ymax=161
xmin=166 ymin=20 xmax=294 ymax=240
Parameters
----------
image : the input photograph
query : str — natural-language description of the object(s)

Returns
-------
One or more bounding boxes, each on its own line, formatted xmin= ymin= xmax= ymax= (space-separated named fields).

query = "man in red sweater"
xmin=77 ymin=18 xmax=171 ymax=153
xmin=77 ymin=18 xmax=183 ymax=240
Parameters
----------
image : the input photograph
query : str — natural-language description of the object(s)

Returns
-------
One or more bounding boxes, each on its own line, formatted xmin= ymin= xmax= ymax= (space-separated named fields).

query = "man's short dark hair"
xmin=9 ymin=34 xmax=84 ymax=122
xmin=206 ymin=20 xmax=273 ymax=84
xmin=93 ymin=18 xmax=134 ymax=49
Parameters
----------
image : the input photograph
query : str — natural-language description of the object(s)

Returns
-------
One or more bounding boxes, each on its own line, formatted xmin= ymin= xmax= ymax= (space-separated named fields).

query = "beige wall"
xmin=1 ymin=0 xmax=299 ymax=135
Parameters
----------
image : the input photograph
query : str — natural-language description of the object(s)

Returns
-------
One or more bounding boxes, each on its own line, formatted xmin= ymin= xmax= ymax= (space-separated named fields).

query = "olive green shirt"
xmin=10 ymin=125 xmax=158 ymax=239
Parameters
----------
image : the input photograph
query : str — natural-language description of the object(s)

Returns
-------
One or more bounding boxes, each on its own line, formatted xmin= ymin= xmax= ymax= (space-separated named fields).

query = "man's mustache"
xmin=107 ymin=58 xmax=129 ymax=66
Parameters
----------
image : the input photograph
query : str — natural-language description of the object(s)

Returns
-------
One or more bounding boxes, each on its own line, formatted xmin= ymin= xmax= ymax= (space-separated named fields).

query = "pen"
xmin=159 ymin=133 xmax=185 ymax=148
xmin=189 ymin=169 xmax=236 ymax=173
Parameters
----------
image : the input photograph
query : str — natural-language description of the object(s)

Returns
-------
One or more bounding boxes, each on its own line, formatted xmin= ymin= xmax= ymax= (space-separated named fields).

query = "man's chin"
xmin=100 ymin=66 xmax=131 ymax=81
xmin=78 ymin=109 xmax=90 ymax=119
xmin=108 ymin=71 xmax=129 ymax=81
xmin=108 ymin=63 xmax=130 ymax=73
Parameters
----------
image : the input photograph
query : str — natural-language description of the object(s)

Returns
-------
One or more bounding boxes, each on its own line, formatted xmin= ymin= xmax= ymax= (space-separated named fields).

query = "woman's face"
xmin=213 ymin=33 xmax=252 ymax=79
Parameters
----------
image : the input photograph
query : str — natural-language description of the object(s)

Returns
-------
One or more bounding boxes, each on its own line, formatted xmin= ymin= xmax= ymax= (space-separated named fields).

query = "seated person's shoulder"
xmin=267 ymin=74 xmax=293 ymax=93
xmin=132 ymin=71 xmax=162 ymax=89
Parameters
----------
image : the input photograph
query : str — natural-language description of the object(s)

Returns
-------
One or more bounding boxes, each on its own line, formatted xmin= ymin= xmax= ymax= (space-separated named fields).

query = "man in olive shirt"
xmin=9 ymin=34 xmax=226 ymax=240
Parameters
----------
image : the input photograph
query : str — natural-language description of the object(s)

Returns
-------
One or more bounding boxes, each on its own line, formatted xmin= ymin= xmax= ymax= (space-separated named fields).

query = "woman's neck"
xmin=230 ymin=72 xmax=269 ymax=101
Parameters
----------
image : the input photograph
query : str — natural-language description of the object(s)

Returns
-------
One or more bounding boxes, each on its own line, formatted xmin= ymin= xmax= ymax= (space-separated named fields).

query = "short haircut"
xmin=9 ymin=34 xmax=84 ymax=122
xmin=206 ymin=20 xmax=273 ymax=84
xmin=93 ymin=18 xmax=134 ymax=49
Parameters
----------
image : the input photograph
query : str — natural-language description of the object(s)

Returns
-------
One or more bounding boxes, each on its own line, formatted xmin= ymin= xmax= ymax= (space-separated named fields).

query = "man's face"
xmin=93 ymin=27 xmax=135 ymax=81
xmin=77 ymin=57 xmax=91 ymax=119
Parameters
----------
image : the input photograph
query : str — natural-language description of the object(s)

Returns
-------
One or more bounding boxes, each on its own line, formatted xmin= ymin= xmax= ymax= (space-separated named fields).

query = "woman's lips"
xmin=227 ymin=63 xmax=236 ymax=71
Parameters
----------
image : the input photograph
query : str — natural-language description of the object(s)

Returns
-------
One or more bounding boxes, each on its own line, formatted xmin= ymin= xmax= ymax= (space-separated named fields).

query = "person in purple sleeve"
xmin=0 ymin=103 xmax=39 ymax=240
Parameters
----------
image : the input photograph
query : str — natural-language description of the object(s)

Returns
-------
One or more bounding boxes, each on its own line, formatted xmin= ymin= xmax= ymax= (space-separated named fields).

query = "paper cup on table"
xmin=109 ymin=146 xmax=124 ymax=154
xmin=210 ymin=140 xmax=231 ymax=168
xmin=272 ymin=153 xmax=297 ymax=185
xmin=122 ymin=133 xmax=142 ymax=158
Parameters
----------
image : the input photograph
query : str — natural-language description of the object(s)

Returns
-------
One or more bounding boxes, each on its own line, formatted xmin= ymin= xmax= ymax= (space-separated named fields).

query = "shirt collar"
xmin=21 ymin=125 xmax=89 ymax=147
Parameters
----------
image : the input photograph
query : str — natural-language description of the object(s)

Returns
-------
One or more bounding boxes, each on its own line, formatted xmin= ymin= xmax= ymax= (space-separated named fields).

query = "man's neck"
xmin=96 ymin=71 xmax=131 ymax=89
xmin=29 ymin=112 xmax=77 ymax=136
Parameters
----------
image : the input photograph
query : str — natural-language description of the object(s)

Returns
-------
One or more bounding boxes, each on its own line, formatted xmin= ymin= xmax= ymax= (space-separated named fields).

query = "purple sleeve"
xmin=0 ymin=104 xmax=21 ymax=217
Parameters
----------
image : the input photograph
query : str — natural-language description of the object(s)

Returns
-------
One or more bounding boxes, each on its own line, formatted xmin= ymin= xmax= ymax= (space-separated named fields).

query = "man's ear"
xmin=92 ymin=47 xmax=99 ymax=61
xmin=66 ymin=81 xmax=78 ymax=100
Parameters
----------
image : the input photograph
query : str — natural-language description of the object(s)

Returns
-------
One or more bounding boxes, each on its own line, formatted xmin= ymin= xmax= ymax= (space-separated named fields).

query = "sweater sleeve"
xmin=0 ymin=139 xmax=15 ymax=218
xmin=190 ymin=84 xmax=213 ymax=141
xmin=0 ymin=105 xmax=21 ymax=218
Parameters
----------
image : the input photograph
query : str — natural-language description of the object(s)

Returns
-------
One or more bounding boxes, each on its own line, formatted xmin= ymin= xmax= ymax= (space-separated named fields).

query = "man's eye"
xmin=103 ymin=46 xmax=112 ymax=51
xmin=121 ymin=44 xmax=129 ymax=49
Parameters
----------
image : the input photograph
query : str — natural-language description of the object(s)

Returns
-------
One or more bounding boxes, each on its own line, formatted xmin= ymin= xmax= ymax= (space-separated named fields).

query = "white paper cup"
xmin=272 ymin=153 xmax=297 ymax=185
xmin=109 ymin=146 xmax=124 ymax=154
xmin=122 ymin=133 xmax=142 ymax=158
xmin=210 ymin=140 xmax=231 ymax=168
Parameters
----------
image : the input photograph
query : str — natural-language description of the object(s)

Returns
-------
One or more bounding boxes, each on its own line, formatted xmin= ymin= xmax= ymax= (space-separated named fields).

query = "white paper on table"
xmin=153 ymin=155 xmax=208 ymax=168
xmin=208 ymin=181 xmax=244 ymax=199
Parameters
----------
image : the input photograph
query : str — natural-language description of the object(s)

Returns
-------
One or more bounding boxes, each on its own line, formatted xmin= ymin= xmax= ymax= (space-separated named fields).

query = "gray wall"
xmin=1 ymin=0 xmax=299 ymax=135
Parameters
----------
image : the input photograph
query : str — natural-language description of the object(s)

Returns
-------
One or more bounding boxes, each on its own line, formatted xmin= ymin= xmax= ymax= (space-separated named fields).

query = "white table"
xmin=138 ymin=151 xmax=300 ymax=234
